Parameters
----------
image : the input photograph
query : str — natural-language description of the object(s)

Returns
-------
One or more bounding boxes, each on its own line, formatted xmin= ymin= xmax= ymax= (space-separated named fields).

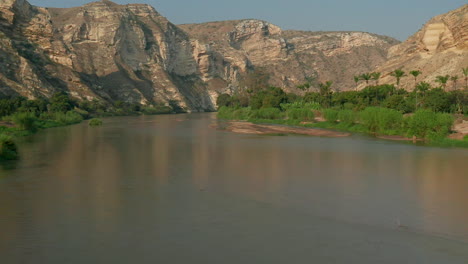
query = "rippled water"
xmin=1 ymin=113 xmax=467 ymax=263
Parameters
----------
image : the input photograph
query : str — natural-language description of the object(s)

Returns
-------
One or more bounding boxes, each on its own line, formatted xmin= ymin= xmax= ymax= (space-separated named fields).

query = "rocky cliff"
xmin=374 ymin=4 xmax=467 ymax=90
xmin=1 ymin=0 xmax=401 ymax=110
xmin=180 ymin=20 xmax=398 ymax=93
xmin=1 ymin=0 xmax=216 ymax=111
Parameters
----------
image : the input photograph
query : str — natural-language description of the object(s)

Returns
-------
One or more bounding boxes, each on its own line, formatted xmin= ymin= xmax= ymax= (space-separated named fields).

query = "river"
xmin=1 ymin=113 xmax=467 ymax=263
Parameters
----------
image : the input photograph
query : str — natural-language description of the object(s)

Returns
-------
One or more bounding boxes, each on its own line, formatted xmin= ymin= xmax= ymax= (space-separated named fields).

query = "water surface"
xmin=1 ymin=113 xmax=467 ymax=263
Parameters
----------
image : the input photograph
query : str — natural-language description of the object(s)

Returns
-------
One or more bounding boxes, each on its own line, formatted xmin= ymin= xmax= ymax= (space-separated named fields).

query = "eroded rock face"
xmin=0 ymin=0 xmax=401 ymax=109
xmin=180 ymin=20 xmax=399 ymax=93
xmin=375 ymin=4 xmax=467 ymax=90
xmin=0 ymin=0 xmax=216 ymax=111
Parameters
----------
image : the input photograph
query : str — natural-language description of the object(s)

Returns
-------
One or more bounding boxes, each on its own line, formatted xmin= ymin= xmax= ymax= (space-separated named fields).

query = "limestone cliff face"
xmin=1 ymin=0 xmax=399 ymax=109
xmin=375 ymin=4 xmax=467 ymax=90
xmin=1 ymin=0 xmax=216 ymax=111
xmin=180 ymin=20 xmax=399 ymax=93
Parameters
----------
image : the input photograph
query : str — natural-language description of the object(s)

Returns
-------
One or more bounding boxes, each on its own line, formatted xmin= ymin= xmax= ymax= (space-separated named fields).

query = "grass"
xmin=217 ymin=106 xmax=467 ymax=148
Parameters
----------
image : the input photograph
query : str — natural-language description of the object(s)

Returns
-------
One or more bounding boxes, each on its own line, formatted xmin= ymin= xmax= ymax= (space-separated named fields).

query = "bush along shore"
xmin=216 ymin=84 xmax=468 ymax=148
xmin=0 ymin=92 xmax=187 ymax=160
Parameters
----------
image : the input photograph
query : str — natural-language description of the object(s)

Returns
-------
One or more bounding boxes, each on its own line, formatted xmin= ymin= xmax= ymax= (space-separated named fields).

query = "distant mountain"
xmin=374 ymin=4 xmax=467 ymax=90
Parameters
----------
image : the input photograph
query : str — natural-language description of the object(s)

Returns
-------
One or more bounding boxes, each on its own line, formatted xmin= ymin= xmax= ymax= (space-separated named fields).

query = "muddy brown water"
xmin=1 ymin=113 xmax=467 ymax=263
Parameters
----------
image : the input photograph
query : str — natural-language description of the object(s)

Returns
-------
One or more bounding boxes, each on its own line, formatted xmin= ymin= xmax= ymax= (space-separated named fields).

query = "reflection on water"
xmin=0 ymin=113 xmax=467 ymax=263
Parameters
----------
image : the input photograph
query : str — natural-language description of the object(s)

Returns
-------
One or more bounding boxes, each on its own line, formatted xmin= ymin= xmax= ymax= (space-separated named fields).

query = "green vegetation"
xmin=216 ymin=70 xmax=468 ymax=148
xmin=390 ymin=69 xmax=406 ymax=88
xmin=406 ymin=110 xmax=453 ymax=140
xmin=0 ymin=134 xmax=18 ymax=160
xmin=88 ymin=118 xmax=103 ymax=127
xmin=286 ymin=108 xmax=314 ymax=121
xmin=0 ymin=92 xmax=185 ymax=160
xmin=359 ymin=107 xmax=403 ymax=135
xmin=323 ymin=109 xmax=339 ymax=122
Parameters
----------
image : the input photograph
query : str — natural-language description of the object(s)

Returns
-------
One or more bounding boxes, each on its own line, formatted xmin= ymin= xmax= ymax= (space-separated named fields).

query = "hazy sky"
xmin=29 ymin=0 xmax=466 ymax=40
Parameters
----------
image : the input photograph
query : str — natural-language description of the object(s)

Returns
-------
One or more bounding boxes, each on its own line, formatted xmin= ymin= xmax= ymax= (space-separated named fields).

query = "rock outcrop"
xmin=1 ymin=0 xmax=216 ymax=111
xmin=374 ymin=4 xmax=467 ymax=90
xmin=180 ymin=20 xmax=398 ymax=93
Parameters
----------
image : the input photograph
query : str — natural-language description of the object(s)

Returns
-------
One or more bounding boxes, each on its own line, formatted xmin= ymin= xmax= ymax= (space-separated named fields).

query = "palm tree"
xmin=450 ymin=75 xmax=459 ymax=90
xmin=390 ymin=69 xmax=406 ymax=88
xmin=463 ymin=67 xmax=468 ymax=89
xmin=371 ymin=72 xmax=381 ymax=86
xmin=360 ymin=73 xmax=372 ymax=86
xmin=296 ymin=82 xmax=311 ymax=93
xmin=435 ymin=75 xmax=450 ymax=90
xmin=415 ymin=82 xmax=431 ymax=109
xmin=319 ymin=81 xmax=333 ymax=107
xmin=353 ymin=75 xmax=360 ymax=91
xmin=409 ymin=70 xmax=421 ymax=90
xmin=319 ymin=81 xmax=333 ymax=96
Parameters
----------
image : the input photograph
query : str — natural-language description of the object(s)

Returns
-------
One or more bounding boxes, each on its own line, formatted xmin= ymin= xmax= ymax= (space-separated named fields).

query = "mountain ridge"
xmin=1 ymin=0 xmax=464 ymax=111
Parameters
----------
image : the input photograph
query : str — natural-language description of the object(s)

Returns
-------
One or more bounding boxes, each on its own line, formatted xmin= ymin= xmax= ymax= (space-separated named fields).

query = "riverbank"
xmin=217 ymin=121 xmax=350 ymax=137
xmin=217 ymin=106 xmax=468 ymax=148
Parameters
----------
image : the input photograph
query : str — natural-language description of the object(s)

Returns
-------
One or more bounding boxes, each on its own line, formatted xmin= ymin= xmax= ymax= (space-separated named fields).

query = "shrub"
xmin=9 ymin=112 xmax=38 ymax=132
xmin=89 ymin=118 xmax=103 ymax=127
xmin=359 ymin=107 xmax=403 ymax=134
xmin=406 ymin=110 xmax=454 ymax=139
xmin=286 ymin=108 xmax=314 ymax=121
xmin=142 ymin=106 xmax=173 ymax=115
xmin=250 ymin=87 xmax=288 ymax=109
xmin=232 ymin=108 xmax=252 ymax=120
xmin=217 ymin=106 xmax=234 ymax=119
xmin=0 ymin=134 xmax=18 ymax=160
xmin=281 ymin=102 xmax=321 ymax=111
xmin=217 ymin=107 xmax=251 ymax=120
xmin=323 ymin=109 xmax=339 ymax=122
xmin=337 ymin=110 xmax=357 ymax=125
xmin=249 ymin=108 xmax=283 ymax=120
xmin=53 ymin=111 xmax=83 ymax=125
xmin=49 ymin=92 xmax=74 ymax=113
xmin=216 ymin=94 xmax=232 ymax=108
xmin=384 ymin=94 xmax=413 ymax=113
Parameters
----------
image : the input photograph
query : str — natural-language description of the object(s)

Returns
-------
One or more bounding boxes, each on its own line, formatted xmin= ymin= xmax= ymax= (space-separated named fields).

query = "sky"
xmin=29 ymin=0 xmax=466 ymax=41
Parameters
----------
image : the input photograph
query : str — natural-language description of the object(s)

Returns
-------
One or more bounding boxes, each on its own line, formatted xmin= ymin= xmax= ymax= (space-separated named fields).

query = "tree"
xmin=450 ymin=75 xmax=459 ymax=91
xmin=296 ymin=82 xmax=311 ymax=93
xmin=435 ymin=75 xmax=450 ymax=90
xmin=318 ymin=81 xmax=333 ymax=108
xmin=409 ymin=70 xmax=422 ymax=90
xmin=390 ymin=69 xmax=406 ymax=88
xmin=463 ymin=67 xmax=468 ymax=89
xmin=415 ymin=82 xmax=431 ymax=109
xmin=360 ymin=73 xmax=372 ymax=86
xmin=250 ymin=87 xmax=287 ymax=109
xmin=353 ymin=75 xmax=360 ymax=91
xmin=49 ymin=92 xmax=73 ymax=113
xmin=416 ymin=82 xmax=431 ymax=93
xmin=424 ymin=88 xmax=451 ymax=112
xmin=216 ymin=94 xmax=232 ymax=108
xmin=371 ymin=72 xmax=381 ymax=86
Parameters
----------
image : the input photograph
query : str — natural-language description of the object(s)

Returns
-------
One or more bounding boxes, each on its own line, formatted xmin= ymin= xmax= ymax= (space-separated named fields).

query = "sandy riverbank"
xmin=217 ymin=121 xmax=351 ymax=137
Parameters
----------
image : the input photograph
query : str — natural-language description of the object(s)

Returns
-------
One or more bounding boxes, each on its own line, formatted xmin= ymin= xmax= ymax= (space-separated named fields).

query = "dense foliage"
xmin=216 ymin=81 xmax=467 ymax=147
xmin=217 ymin=84 xmax=467 ymax=115
xmin=88 ymin=118 xmax=103 ymax=127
